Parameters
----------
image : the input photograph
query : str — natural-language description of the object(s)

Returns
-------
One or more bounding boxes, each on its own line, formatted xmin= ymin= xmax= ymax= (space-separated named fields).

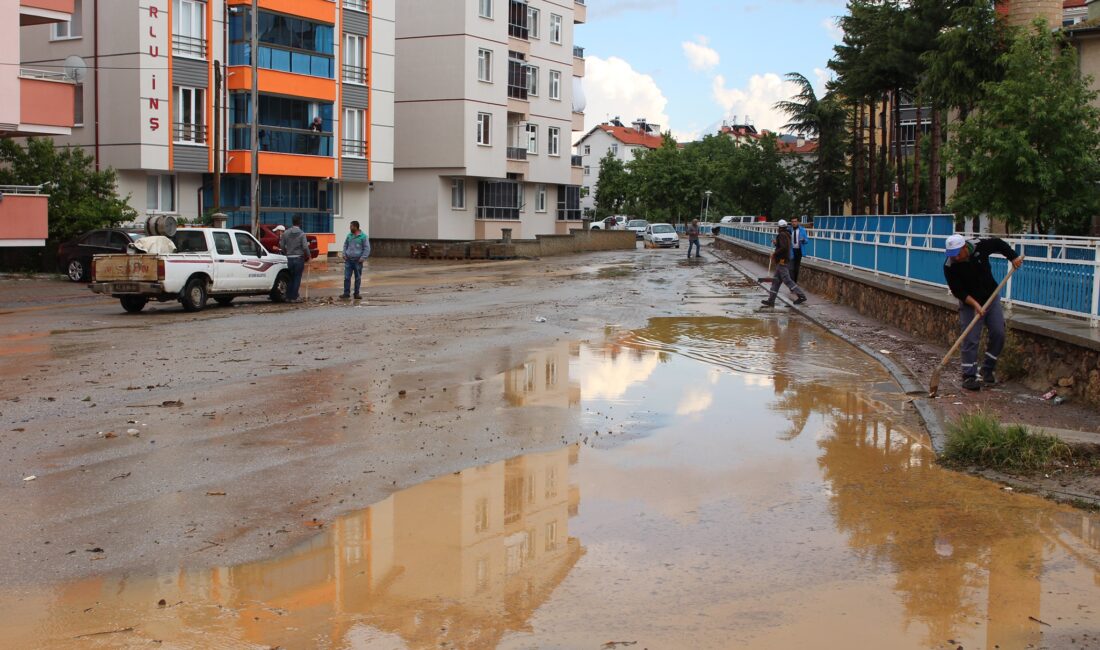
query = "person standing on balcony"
xmin=280 ymin=216 xmax=310 ymax=303
xmin=686 ymin=219 xmax=701 ymax=258
xmin=762 ymin=220 xmax=807 ymax=307
xmin=341 ymin=220 xmax=371 ymax=301
xmin=790 ymin=216 xmax=809 ymax=283
xmin=309 ymin=116 xmax=324 ymax=155
xmin=943 ymin=234 xmax=1024 ymax=391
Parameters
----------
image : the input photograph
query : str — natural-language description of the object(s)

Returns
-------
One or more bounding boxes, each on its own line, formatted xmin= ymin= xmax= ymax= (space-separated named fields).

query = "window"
xmin=548 ymin=127 xmax=560 ymax=156
xmin=536 ymin=185 xmax=547 ymax=212
xmin=557 ymin=185 xmax=581 ymax=220
xmin=147 ymin=174 xmax=176 ymax=213
xmin=583 ymin=166 xmax=590 ymax=176
xmin=52 ymin=0 xmax=82 ymax=39
xmin=478 ymin=48 xmax=493 ymax=83
xmin=174 ymin=231 xmax=208 ymax=253
xmin=477 ymin=180 xmax=521 ymax=220
xmin=525 ymin=123 xmax=538 ymax=154
xmin=343 ymin=108 xmax=365 ymax=157
xmin=229 ymin=10 xmax=335 ymax=78
xmin=452 ymin=178 xmax=466 ymax=209
xmin=73 ymin=83 xmax=84 ymax=127
xmin=549 ymin=70 xmax=561 ymax=100
xmin=344 ymin=0 xmax=368 ymax=11
xmin=583 ymin=145 xmax=591 ymax=155
xmin=344 ymin=34 xmax=367 ymax=84
xmin=174 ymin=86 xmax=206 ymax=144
xmin=477 ymin=112 xmax=492 ymax=146
xmin=212 ymin=232 xmax=234 ymax=255
xmin=610 ymin=143 xmax=619 ymax=156
xmin=235 ymin=232 xmax=261 ymax=256
xmin=474 ymin=498 xmax=489 ymax=532
xmin=550 ymin=13 xmax=562 ymax=44
xmin=172 ymin=0 xmax=205 ymax=58
xmin=545 ymin=521 xmax=558 ymax=551
xmin=479 ymin=0 xmax=493 ymax=19
xmin=528 ymin=6 xmax=540 ymax=38
xmin=527 ymin=66 xmax=538 ymax=96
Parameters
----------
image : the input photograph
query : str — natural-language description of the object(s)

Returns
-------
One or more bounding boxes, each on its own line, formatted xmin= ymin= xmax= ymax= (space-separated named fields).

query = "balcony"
xmin=0 ymin=186 xmax=49 ymax=248
xmin=571 ymin=155 xmax=582 ymax=167
xmin=230 ymin=125 xmax=334 ymax=157
xmin=506 ymin=146 xmax=529 ymax=176
xmin=508 ymin=0 xmax=529 ymax=40
xmin=226 ymin=0 xmax=335 ymax=24
xmin=225 ymin=150 xmax=336 ymax=179
xmin=17 ymin=69 xmax=75 ymax=136
xmin=227 ymin=66 xmax=337 ymax=102
xmin=574 ymin=0 xmax=586 ymax=24
xmin=19 ymin=0 xmax=73 ymax=25
xmin=572 ymin=111 xmax=585 ymax=132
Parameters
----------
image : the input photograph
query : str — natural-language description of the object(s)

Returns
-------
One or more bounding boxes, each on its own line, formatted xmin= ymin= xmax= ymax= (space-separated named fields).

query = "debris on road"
xmin=22 ymin=475 xmax=36 ymax=482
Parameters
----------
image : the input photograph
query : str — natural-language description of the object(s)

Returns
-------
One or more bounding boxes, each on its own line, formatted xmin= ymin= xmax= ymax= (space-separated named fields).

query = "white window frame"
xmin=146 ymin=174 xmax=177 ymax=213
xmin=344 ymin=34 xmax=367 ymax=85
xmin=479 ymin=0 xmax=493 ymax=19
xmin=528 ymin=6 xmax=540 ymax=39
xmin=171 ymin=0 xmax=205 ymax=59
xmin=583 ymin=166 xmax=590 ymax=176
xmin=477 ymin=112 xmax=492 ymax=146
xmin=344 ymin=0 xmax=368 ymax=12
xmin=527 ymin=65 xmax=539 ymax=96
xmin=526 ymin=123 xmax=538 ymax=154
xmin=611 ymin=143 xmax=619 ymax=156
xmin=173 ymin=86 xmax=206 ymax=144
xmin=478 ymin=48 xmax=493 ymax=83
xmin=549 ymin=70 xmax=561 ymax=101
xmin=550 ymin=13 xmax=562 ymax=44
xmin=343 ymin=108 xmax=365 ymax=158
xmin=548 ymin=127 xmax=560 ymax=157
xmin=452 ymin=178 xmax=466 ymax=210
xmin=535 ymin=185 xmax=547 ymax=212
xmin=51 ymin=0 xmax=83 ymax=40
xmin=583 ymin=145 xmax=591 ymax=155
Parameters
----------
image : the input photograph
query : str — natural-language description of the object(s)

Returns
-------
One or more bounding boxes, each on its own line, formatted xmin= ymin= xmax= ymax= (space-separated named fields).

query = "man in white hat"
xmin=762 ymin=219 xmax=808 ymax=307
xmin=943 ymin=233 xmax=1023 ymax=391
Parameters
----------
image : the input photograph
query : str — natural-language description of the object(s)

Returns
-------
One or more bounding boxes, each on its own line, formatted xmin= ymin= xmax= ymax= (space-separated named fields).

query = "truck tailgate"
xmin=93 ymin=255 xmax=159 ymax=282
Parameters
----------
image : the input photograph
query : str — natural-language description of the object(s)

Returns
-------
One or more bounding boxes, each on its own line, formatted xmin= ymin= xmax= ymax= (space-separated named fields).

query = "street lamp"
xmin=704 ymin=190 xmax=712 ymax=223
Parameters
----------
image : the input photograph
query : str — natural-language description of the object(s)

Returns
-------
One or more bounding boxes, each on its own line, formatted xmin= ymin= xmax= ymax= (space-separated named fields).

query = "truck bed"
xmin=93 ymin=254 xmax=159 ymax=282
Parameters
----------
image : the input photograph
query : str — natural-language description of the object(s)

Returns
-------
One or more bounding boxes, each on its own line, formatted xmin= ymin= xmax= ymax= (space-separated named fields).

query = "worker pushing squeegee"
xmin=929 ymin=234 xmax=1024 ymax=397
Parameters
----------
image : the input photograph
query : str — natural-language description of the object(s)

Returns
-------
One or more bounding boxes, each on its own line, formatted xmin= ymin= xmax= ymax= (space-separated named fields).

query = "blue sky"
xmin=576 ymin=0 xmax=846 ymax=142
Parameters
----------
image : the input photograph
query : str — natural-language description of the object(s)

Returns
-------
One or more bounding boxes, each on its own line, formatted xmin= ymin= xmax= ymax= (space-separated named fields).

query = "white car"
xmin=626 ymin=219 xmax=650 ymax=240
xmin=589 ymin=215 xmax=625 ymax=230
xmin=644 ymin=223 xmax=680 ymax=248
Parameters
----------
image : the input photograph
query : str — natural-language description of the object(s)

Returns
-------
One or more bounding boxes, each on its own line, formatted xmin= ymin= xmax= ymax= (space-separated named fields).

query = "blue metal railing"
xmin=720 ymin=214 xmax=1100 ymax=326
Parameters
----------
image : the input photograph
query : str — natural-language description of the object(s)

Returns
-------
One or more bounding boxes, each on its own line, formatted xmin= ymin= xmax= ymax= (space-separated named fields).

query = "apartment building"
xmin=19 ymin=0 xmax=395 ymax=254
xmin=2 ymin=0 xmax=77 ymax=247
xmin=371 ymin=0 xmax=587 ymax=240
xmin=574 ymin=118 xmax=662 ymax=217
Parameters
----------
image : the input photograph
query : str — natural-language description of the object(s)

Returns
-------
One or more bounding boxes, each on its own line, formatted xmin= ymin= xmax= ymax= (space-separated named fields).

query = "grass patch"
xmin=942 ymin=412 xmax=1073 ymax=471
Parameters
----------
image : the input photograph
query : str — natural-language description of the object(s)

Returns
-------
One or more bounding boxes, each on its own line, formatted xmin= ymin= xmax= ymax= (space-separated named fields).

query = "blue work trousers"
xmin=286 ymin=256 xmax=305 ymax=300
xmin=688 ymin=239 xmax=701 ymax=257
xmin=958 ymin=297 xmax=1005 ymax=378
xmin=344 ymin=259 xmax=364 ymax=296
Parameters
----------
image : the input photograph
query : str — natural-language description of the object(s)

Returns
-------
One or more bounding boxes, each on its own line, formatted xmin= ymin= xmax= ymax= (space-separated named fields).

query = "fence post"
xmin=1092 ymin=243 xmax=1099 ymax=328
xmin=904 ymin=234 xmax=911 ymax=287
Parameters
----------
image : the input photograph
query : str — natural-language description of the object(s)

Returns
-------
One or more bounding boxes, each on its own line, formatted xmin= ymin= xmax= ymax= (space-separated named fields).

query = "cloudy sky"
xmin=576 ymin=0 xmax=845 ymax=142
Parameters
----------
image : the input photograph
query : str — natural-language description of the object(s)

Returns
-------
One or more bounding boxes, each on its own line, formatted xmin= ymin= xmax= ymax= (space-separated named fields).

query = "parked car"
xmin=589 ymin=215 xmax=626 ymax=230
xmin=644 ymin=223 xmax=680 ymax=248
xmin=626 ymin=219 xmax=650 ymax=240
xmin=57 ymin=229 xmax=145 ymax=282
xmin=89 ymin=228 xmax=290 ymax=313
xmin=720 ymin=215 xmax=756 ymax=225
xmin=235 ymin=224 xmax=320 ymax=259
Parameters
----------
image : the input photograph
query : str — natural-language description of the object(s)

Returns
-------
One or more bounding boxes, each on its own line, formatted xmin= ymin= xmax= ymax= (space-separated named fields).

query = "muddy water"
xmin=4 ymin=317 xmax=1099 ymax=649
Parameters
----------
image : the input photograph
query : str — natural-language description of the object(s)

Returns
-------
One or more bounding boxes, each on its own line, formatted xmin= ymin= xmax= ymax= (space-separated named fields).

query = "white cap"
xmin=945 ymin=234 xmax=966 ymax=257
xmin=777 ymin=219 xmax=788 ymax=228
xmin=273 ymin=225 xmax=286 ymax=232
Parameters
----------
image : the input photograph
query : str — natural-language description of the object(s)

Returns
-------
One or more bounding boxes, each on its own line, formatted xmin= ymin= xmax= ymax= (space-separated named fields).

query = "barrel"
xmin=145 ymin=215 xmax=178 ymax=237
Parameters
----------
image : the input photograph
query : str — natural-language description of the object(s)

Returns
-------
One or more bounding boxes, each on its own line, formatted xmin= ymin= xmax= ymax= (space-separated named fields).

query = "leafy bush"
xmin=943 ymin=412 xmax=1072 ymax=471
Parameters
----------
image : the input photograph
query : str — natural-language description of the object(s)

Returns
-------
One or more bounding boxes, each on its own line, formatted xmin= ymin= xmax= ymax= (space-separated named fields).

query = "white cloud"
xmin=823 ymin=16 xmax=844 ymax=42
xmin=579 ymin=56 xmax=671 ymax=141
xmin=682 ymin=36 xmax=720 ymax=72
xmin=711 ymin=73 xmax=801 ymax=133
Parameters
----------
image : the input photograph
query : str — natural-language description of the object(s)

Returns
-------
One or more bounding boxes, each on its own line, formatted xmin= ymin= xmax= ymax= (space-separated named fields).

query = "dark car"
xmin=234 ymin=224 xmax=320 ymax=259
xmin=57 ymin=229 xmax=144 ymax=282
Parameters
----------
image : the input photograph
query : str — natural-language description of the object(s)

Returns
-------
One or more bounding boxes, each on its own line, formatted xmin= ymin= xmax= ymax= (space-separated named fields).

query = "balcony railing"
xmin=343 ymin=63 xmax=367 ymax=85
xmin=173 ymin=123 xmax=208 ymax=145
xmin=0 ymin=185 xmax=46 ymax=195
xmin=18 ymin=68 xmax=68 ymax=82
xmin=507 ymin=147 xmax=528 ymax=161
xmin=230 ymin=125 xmax=333 ymax=157
xmin=573 ymin=45 xmax=585 ymax=58
xmin=173 ymin=34 xmax=206 ymax=59
xmin=342 ymin=139 xmax=366 ymax=158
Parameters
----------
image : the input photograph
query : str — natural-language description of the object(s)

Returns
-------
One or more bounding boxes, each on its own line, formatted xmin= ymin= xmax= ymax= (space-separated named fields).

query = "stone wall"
xmin=716 ymin=238 xmax=1100 ymax=408
xmin=364 ymin=229 xmax=636 ymax=259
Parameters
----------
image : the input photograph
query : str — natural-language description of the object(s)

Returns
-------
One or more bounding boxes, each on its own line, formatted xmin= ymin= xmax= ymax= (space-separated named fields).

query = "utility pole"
xmin=249 ymin=0 xmax=260 ymax=235
xmin=213 ymin=60 xmax=221 ymax=213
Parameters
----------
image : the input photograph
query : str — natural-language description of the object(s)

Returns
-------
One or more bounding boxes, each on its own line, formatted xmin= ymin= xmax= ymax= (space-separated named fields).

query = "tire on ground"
xmin=269 ymin=271 xmax=290 ymax=303
xmin=120 ymin=296 xmax=148 ymax=313
xmin=181 ymin=277 xmax=208 ymax=312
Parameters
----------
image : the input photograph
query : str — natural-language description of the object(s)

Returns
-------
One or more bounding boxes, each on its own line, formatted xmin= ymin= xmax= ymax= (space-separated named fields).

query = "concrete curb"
xmin=706 ymin=249 xmax=950 ymax=453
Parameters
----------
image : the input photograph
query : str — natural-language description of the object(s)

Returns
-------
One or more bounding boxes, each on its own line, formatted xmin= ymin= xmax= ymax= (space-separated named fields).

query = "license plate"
xmin=113 ymin=283 xmax=139 ymax=293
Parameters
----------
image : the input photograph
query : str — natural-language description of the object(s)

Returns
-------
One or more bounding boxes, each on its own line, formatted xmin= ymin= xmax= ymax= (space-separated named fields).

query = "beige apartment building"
xmin=371 ymin=0 xmax=587 ymax=240
xmin=19 ymin=0 xmax=395 ymax=254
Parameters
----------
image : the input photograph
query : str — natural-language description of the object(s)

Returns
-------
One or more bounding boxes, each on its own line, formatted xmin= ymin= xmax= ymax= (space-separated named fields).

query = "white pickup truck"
xmin=89 ymin=228 xmax=290 ymax=313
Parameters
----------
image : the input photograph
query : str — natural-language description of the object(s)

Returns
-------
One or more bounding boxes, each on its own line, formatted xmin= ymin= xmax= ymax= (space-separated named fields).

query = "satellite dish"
xmin=63 ymin=55 xmax=87 ymax=83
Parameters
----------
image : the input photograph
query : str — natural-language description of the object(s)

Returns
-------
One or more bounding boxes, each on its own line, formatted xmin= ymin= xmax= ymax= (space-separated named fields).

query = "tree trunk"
xmin=869 ymin=97 xmax=877 ymax=215
xmin=913 ymin=100 xmax=922 ymax=214
xmin=894 ymin=88 xmax=904 ymax=214
xmin=930 ymin=106 xmax=941 ymax=214
xmin=852 ymin=103 xmax=863 ymax=215
xmin=880 ymin=96 xmax=889 ymax=214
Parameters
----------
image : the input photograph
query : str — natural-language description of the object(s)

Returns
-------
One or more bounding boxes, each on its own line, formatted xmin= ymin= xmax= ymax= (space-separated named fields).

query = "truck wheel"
xmin=214 ymin=296 xmax=234 ymax=306
xmin=67 ymin=259 xmax=87 ymax=282
xmin=269 ymin=271 xmax=290 ymax=303
xmin=181 ymin=278 xmax=208 ymax=312
xmin=120 ymin=296 xmax=148 ymax=313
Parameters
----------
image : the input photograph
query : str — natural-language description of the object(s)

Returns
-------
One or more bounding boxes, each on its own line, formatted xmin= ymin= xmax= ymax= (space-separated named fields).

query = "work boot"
xmin=981 ymin=369 xmax=997 ymax=385
xmin=339 ymin=293 xmax=350 ymax=300
xmin=793 ymin=296 xmax=807 ymax=305
xmin=353 ymin=293 xmax=362 ymax=300
xmin=961 ymin=376 xmax=982 ymax=391
xmin=761 ymin=299 xmax=775 ymax=307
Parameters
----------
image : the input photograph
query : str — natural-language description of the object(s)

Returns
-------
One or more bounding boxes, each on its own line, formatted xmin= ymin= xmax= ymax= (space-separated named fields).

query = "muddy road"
xmin=2 ymin=247 xmax=1099 ymax=649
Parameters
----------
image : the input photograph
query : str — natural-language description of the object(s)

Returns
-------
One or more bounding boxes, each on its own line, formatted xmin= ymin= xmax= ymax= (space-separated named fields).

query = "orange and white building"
xmin=574 ymin=118 xmax=663 ymax=217
xmin=19 ymin=0 xmax=395 ymax=254
xmin=1 ymin=0 xmax=77 ymax=247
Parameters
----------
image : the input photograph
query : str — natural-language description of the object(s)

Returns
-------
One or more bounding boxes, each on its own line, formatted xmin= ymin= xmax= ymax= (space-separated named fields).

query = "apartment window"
xmin=528 ymin=6 xmax=540 ymax=39
xmin=548 ymin=127 xmax=560 ymax=156
xmin=583 ymin=145 xmax=591 ymax=155
xmin=611 ymin=143 xmax=619 ymax=155
xmin=228 ymin=10 xmax=335 ymax=78
xmin=583 ymin=166 xmax=590 ymax=176
xmin=173 ymin=87 xmax=206 ymax=144
xmin=526 ymin=123 xmax=538 ymax=154
xmin=344 ymin=0 xmax=368 ymax=11
xmin=343 ymin=108 xmax=366 ymax=157
xmin=479 ymin=0 xmax=493 ymax=19
xmin=73 ymin=83 xmax=84 ymax=127
xmin=545 ymin=521 xmax=558 ymax=551
xmin=477 ymin=180 xmax=521 ymax=220
xmin=452 ymin=178 xmax=466 ymax=210
xmin=147 ymin=175 xmax=177 ymax=213
xmin=478 ymin=48 xmax=493 ymax=83
xmin=344 ymin=34 xmax=367 ymax=84
xmin=172 ymin=0 xmax=206 ymax=58
xmin=549 ymin=70 xmax=561 ymax=100
xmin=477 ymin=112 xmax=492 ymax=146
xmin=527 ymin=66 xmax=539 ymax=96
xmin=52 ymin=0 xmax=82 ymax=39
xmin=536 ymin=184 xmax=547 ymax=212
xmin=550 ymin=13 xmax=562 ymax=44
xmin=557 ymin=185 xmax=581 ymax=220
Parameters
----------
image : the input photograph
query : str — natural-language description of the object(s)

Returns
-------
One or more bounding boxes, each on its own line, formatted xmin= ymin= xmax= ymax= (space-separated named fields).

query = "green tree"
xmin=775 ymin=72 xmax=849 ymax=215
xmin=0 ymin=138 xmax=137 ymax=243
xmin=946 ymin=21 xmax=1100 ymax=234
xmin=592 ymin=150 xmax=631 ymax=219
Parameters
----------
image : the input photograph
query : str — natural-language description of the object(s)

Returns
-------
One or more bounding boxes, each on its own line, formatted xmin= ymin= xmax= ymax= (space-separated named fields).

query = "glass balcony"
xmin=230 ymin=126 xmax=333 ymax=157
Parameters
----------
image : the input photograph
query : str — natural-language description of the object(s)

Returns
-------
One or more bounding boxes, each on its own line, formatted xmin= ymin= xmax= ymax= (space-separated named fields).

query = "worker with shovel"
xmin=943 ymin=234 xmax=1023 ymax=391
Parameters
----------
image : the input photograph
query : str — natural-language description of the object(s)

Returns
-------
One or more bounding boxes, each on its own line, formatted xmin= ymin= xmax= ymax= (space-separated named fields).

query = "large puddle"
xmin=4 ymin=317 xmax=1099 ymax=649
